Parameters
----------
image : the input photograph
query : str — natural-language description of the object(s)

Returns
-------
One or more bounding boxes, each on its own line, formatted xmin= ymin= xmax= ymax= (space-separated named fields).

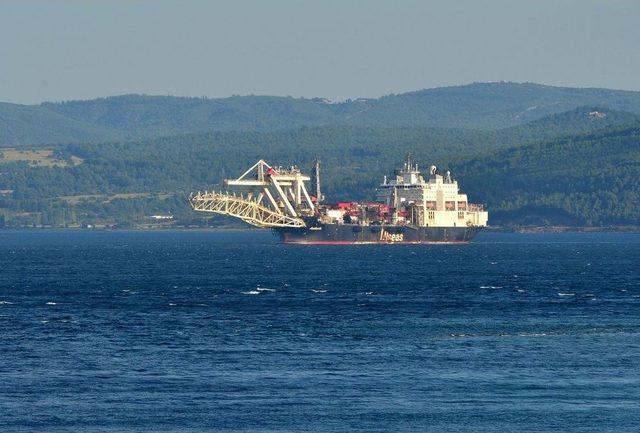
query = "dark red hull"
xmin=273 ymin=223 xmax=482 ymax=244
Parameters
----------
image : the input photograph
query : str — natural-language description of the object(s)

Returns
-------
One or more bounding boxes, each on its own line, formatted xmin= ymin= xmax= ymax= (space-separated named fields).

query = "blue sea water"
xmin=0 ymin=230 xmax=639 ymax=433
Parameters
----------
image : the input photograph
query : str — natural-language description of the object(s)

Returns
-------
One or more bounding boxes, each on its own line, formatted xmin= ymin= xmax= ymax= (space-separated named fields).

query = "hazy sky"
xmin=1 ymin=0 xmax=639 ymax=104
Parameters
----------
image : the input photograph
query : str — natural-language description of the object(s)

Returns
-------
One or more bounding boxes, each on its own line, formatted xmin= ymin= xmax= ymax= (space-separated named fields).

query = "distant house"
xmin=588 ymin=110 xmax=607 ymax=119
xmin=148 ymin=214 xmax=173 ymax=220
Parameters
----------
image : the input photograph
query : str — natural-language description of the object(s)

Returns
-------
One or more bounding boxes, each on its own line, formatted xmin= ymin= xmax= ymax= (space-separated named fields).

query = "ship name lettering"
xmin=381 ymin=229 xmax=403 ymax=242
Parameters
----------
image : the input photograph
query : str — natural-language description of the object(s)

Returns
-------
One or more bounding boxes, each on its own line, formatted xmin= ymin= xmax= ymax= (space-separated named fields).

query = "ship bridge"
xmin=378 ymin=155 xmax=488 ymax=228
xmin=190 ymin=160 xmax=318 ymax=228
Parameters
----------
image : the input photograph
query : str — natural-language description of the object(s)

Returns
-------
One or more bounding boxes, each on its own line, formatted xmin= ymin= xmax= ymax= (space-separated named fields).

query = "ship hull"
xmin=273 ymin=223 xmax=482 ymax=244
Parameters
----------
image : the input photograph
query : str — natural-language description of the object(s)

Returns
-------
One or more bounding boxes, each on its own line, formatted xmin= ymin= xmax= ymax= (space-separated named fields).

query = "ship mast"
xmin=405 ymin=152 xmax=412 ymax=171
xmin=313 ymin=157 xmax=323 ymax=204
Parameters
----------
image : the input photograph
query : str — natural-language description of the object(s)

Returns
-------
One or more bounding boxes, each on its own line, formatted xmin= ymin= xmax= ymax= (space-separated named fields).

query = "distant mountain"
xmin=0 ymin=102 xmax=125 ymax=146
xmin=355 ymin=83 xmax=640 ymax=129
xmin=4 ymin=82 xmax=640 ymax=146
xmin=43 ymin=95 xmax=353 ymax=137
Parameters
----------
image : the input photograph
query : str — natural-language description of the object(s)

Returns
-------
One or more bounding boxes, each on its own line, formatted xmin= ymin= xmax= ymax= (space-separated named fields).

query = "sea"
xmin=0 ymin=230 xmax=639 ymax=433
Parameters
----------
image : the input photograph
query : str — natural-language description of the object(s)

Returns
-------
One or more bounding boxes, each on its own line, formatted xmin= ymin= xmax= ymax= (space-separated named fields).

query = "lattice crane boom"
xmin=190 ymin=160 xmax=315 ymax=228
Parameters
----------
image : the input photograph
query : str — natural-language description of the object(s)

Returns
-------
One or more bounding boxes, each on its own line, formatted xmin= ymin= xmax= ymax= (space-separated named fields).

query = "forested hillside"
xmin=4 ymin=82 xmax=640 ymax=146
xmin=0 ymin=102 xmax=126 ymax=146
xmin=338 ymin=83 xmax=640 ymax=129
xmin=453 ymin=125 xmax=640 ymax=226
xmin=4 ymin=105 xmax=634 ymax=201
xmin=498 ymin=106 xmax=639 ymax=144
xmin=0 ymin=106 xmax=638 ymax=228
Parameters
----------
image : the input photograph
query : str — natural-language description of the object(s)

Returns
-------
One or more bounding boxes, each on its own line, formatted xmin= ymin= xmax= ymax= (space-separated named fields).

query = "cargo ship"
xmin=190 ymin=156 xmax=488 ymax=244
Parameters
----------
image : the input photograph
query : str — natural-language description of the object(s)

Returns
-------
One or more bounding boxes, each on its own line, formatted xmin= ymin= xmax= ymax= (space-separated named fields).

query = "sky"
xmin=1 ymin=0 xmax=639 ymax=104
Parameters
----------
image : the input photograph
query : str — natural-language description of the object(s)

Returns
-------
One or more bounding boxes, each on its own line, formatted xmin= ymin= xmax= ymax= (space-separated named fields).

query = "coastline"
xmin=1 ymin=225 xmax=639 ymax=233
xmin=485 ymin=225 xmax=640 ymax=233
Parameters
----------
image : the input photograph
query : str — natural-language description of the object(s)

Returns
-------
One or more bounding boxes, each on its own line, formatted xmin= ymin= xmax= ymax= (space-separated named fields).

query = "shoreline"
xmin=485 ymin=225 xmax=640 ymax=233
xmin=1 ymin=225 xmax=639 ymax=233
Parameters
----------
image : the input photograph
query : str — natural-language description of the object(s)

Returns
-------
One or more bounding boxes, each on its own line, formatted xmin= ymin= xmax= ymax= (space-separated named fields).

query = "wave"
xmin=0 ymin=301 xmax=13 ymax=305
xmin=312 ymin=289 xmax=327 ymax=293
xmin=242 ymin=290 xmax=261 ymax=295
xmin=46 ymin=301 xmax=57 ymax=305
xmin=479 ymin=285 xmax=503 ymax=289
xmin=557 ymin=292 xmax=575 ymax=296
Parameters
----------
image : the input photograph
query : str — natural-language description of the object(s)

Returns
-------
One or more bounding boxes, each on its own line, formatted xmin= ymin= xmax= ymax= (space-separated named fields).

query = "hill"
xmin=362 ymin=83 xmax=640 ymax=128
xmin=452 ymin=124 xmax=640 ymax=226
xmin=42 ymin=94 xmax=353 ymax=138
xmin=0 ymin=110 xmax=639 ymax=228
xmin=4 ymin=82 xmax=640 ymax=146
xmin=9 ymin=104 xmax=633 ymax=204
xmin=0 ymin=102 xmax=126 ymax=146
xmin=496 ymin=105 xmax=640 ymax=144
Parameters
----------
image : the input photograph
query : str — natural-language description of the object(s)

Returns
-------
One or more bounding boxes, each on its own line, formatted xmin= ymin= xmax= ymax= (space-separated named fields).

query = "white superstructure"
xmin=378 ymin=156 xmax=488 ymax=228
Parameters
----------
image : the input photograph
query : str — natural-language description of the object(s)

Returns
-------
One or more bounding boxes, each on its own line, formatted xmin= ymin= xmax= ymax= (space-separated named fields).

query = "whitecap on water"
xmin=46 ymin=302 xmax=57 ymax=305
xmin=242 ymin=290 xmax=261 ymax=295
xmin=480 ymin=285 xmax=503 ymax=289
xmin=256 ymin=287 xmax=275 ymax=292
xmin=0 ymin=301 xmax=13 ymax=305
xmin=518 ymin=332 xmax=548 ymax=337
xmin=517 ymin=289 xmax=525 ymax=293
xmin=558 ymin=292 xmax=575 ymax=296
xmin=312 ymin=289 xmax=327 ymax=293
